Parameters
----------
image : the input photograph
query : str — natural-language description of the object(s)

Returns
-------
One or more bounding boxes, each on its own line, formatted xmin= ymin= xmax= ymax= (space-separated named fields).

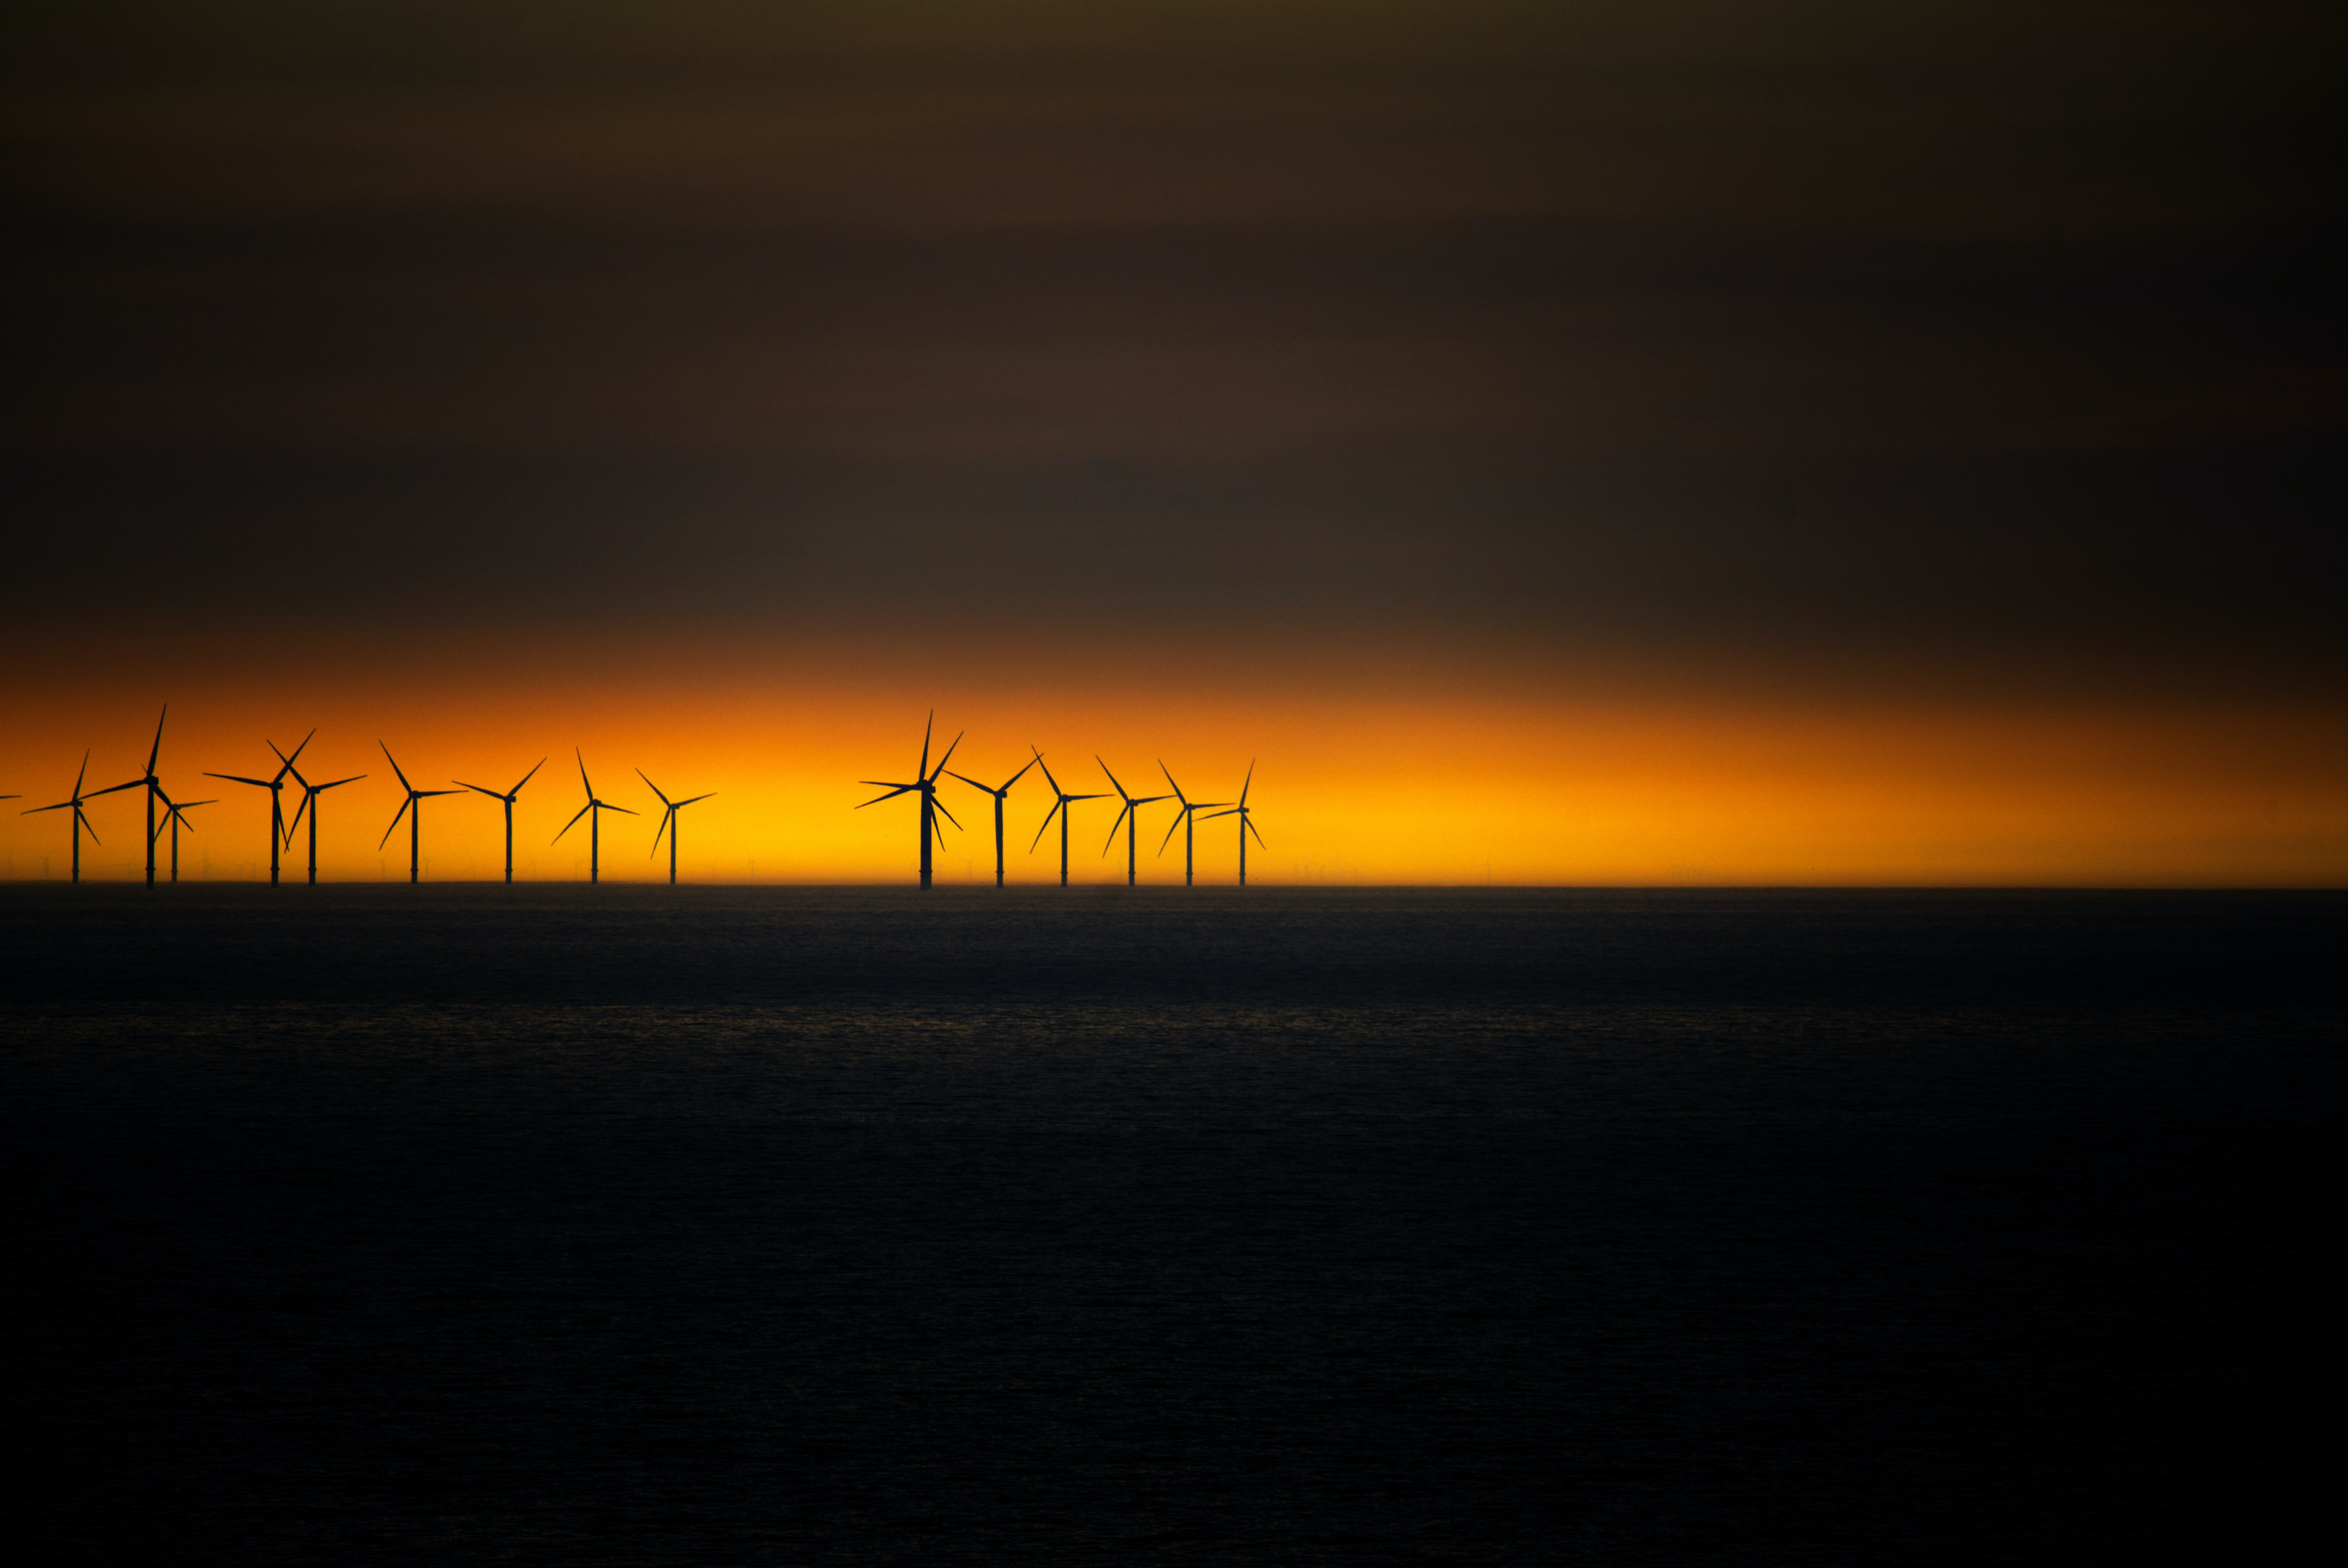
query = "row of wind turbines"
xmin=858 ymin=713 xmax=1265 ymax=889
xmin=8 ymin=708 xmax=709 ymax=886
xmin=8 ymin=709 xmax=1265 ymax=887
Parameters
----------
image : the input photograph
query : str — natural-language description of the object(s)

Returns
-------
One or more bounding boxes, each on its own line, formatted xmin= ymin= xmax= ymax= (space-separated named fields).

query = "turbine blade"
xmin=553 ymin=801 xmax=592 ymax=843
xmin=650 ymin=808 xmax=673 ymax=855
xmin=1003 ymin=755 xmax=1038 ymax=792
xmin=929 ymin=731 xmax=963 ymax=782
xmin=147 ymin=704 xmax=166 ymax=772
xmin=23 ymin=802 xmax=72 ymax=815
xmin=944 ymin=770 xmax=991 ymax=794
xmin=600 ymin=802 xmax=639 ymax=816
xmin=286 ymin=792 xmax=310 ymax=838
xmin=1102 ymin=802 xmax=1131 ymax=855
xmin=1200 ymin=808 xmax=1237 ymax=820
xmin=1246 ymin=816 xmax=1266 ymax=848
xmin=1028 ymin=798 xmax=1064 ymax=853
xmin=89 ymin=779 xmax=145 ymax=797
xmin=1158 ymin=812 xmax=1184 ymax=856
xmin=1096 ymin=756 xmax=1126 ymax=799
xmin=284 ymin=729 xmax=316 ymax=768
xmin=858 ymin=785 xmax=918 ymax=808
xmin=1031 ymin=749 xmax=1061 ymax=797
xmin=931 ymin=793 xmax=963 ymax=830
xmin=79 ymin=808 xmax=100 ymax=846
xmin=317 ymin=775 xmax=365 ymax=790
xmin=512 ymin=757 xmax=546 ymax=795
xmin=1239 ymin=759 xmax=1254 ymax=806
xmin=378 ymin=742 xmax=413 ymax=793
xmin=636 ymin=767 xmax=672 ymax=807
xmin=1159 ymin=760 xmax=1184 ymax=802
xmin=72 ymin=750 xmax=89 ymax=797
xmin=456 ymin=781 xmax=504 ymax=797
xmin=379 ymin=796 xmax=413 ymax=849
xmin=676 ymin=793 xmax=715 ymax=807
xmin=205 ymin=773 xmax=274 ymax=789
xmin=919 ymin=710 xmax=934 ymax=778
xmin=575 ymin=748 xmax=594 ymax=799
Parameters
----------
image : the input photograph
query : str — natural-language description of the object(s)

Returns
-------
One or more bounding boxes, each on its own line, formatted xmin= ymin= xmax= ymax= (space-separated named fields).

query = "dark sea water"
xmin=5 ymin=887 xmax=2336 ymax=1564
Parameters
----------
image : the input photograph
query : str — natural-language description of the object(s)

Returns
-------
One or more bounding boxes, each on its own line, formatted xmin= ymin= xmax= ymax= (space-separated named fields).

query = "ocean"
xmin=6 ymin=887 xmax=2335 ymax=1563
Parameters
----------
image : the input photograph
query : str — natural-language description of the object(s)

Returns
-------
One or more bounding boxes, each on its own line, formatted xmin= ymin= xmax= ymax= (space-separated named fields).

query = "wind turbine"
xmin=151 ymin=786 xmax=214 ymax=883
xmin=639 ymin=769 xmax=715 ymax=886
xmin=947 ymin=755 xmax=1037 ymax=886
xmin=95 ymin=706 xmax=170 ymax=886
xmin=857 ymin=712 xmax=963 ymax=889
xmin=1201 ymin=761 xmax=1266 ymax=886
xmin=22 ymin=751 xmax=140 ymax=883
xmin=1027 ymin=749 xmax=1106 ymax=888
xmin=204 ymin=731 xmax=311 ymax=885
xmin=555 ymin=749 xmax=636 ymax=883
xmin=456 ymin=759 xmax=545 ymax=883
xmin=1156 ymin=762 xmax=1230 ymax=887
xmin=277 ymin=742 xmax=365 ymax=885
xmin=1097 ymin=758 xmax=1171 ymax=888
xmin=378 ymin=742 xmax=460 ymax=883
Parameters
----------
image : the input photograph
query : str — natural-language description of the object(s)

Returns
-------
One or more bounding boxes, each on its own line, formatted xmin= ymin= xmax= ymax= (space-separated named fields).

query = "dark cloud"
xmin=5 ymin=2 xmax=2343 ymax=699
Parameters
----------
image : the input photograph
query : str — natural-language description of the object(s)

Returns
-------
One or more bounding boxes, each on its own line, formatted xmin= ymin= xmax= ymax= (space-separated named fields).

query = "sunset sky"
xmin=5 ymin=1 xmax=2342 ymax=883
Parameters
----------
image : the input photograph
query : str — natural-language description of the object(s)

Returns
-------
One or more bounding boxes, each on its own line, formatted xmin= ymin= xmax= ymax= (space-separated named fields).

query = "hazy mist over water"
xmin=8 ymin=889 xmax=2336 ymax=1562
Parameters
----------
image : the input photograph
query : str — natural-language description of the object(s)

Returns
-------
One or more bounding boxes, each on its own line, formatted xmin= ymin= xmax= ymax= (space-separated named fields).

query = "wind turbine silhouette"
xmin=151 ymin=786 xmax=214 ymax=883
xmin=947 ymin=755 xmax=1038 ymax=886
xmin=277 ymin=742 xmax=365 ymax=885
xmin=23 ymin=751 xmax=140 ymax=883
xmin=1201 ymin=761 xmax=1265 ymax=886
xmin=1156 ymin=762 xmax=1229 ymax=887
xmin=857 ymin=712 xmax=962 ymax=889
xmin=1097 ymin=758 xmax=1171 ymax=887
xmin=378 ymin=743 xmax=459 ymax=883
xmin=96 ymin=706 xmax=170 ymax=886
xmin=639 ymin=769 xmax=714 ymax=886
xmin=555 ymin=749 xmax=636 ymax=883
xmin=1028 ymin=749 xmax=1106 ymax=888
xmin=205 ymin=731 xmax=312 ymax=885
xmin=456 ymin=759 xmax=545 ymax=883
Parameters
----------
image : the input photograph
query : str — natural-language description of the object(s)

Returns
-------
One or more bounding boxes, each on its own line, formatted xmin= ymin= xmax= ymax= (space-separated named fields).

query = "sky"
xmin=4 ymin=1 xmax=2343 ymax=883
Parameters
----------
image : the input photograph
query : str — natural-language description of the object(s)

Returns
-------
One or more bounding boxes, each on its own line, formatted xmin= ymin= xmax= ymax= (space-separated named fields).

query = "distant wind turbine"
xmin=151 ymin=786 xmax=215 ymax=883
xmin=639 ymin=769 xmax=714 ymax=886
xmin=204 ymin=731 xmax=312 ymax=885
xmin=947 ymin=755 xmax=1038 ymax=886
xmin=1156 ymin=762 xmax=1229 ymax=887
xmin=857 ymin=712 xmax=963 ymax=889
xmin=378 ymin=743 xmax=460 ymax=883
xmin=277 ymin=741 xmax=365 ymax=885
xmin=555 ymin=749 xmax=636 ymax=883
xmin=456 ymin=759 xmax=545 ymax=883
xmin=23 ymin=750 xmax=141 ymax=883
xmin=1028 ymin=749 xmax=1106 ymax=888
xmin=95 ymin=706 xmax=170 ymax=886
xmin=1097 ymin=759 xmax=1171 ymax=887
xmin=1201 ymin=761 xmax=1266 ymax=886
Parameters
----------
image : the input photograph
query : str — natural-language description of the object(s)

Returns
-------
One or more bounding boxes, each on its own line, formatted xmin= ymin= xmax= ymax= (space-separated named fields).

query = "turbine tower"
xmin=639 ymin=769 xmax=715 ymax=886
xmin=456 ymin=759 xmax=545 ymax=883
xmin=277 ymin=742 xmax=365 ymax=885
xmin=1156 ymin=762 xmax=1229 ymax=887
xmin=1028 ymin=749 xmax=1106 ymax=888
xmin=96 ymin=706 xmax=171 ymax=886
xmin=151 ymin=786 xmax=214 ymax=883
xmin=1097 ymin=758 xmax=1171 ymax=888
xmin=23 ymin=751 xmax=140 ymax=883
xmin=947 ymin=755 xmax=1038 ymax=887
xmin=555 ymin=749 xmax=636 ymax=883
xmin=204 ymin=731 xmax=311 ymax=885
xmin=378 ymin=743 xmax=460 ymax=883
xmin=1201 ymin=761 xmax=1266 ymax=886
xmin=857 ymin=712 xmax=963 ymax=889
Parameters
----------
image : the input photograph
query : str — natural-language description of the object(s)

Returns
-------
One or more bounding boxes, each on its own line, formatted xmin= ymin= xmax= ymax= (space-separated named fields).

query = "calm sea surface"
xmin=5 ymin=887 xmax=2336 ymax=1563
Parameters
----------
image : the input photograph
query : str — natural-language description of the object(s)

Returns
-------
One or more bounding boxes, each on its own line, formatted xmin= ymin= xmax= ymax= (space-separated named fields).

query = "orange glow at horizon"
xmin=2 ymin=668 xmax=2341 ymax=887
